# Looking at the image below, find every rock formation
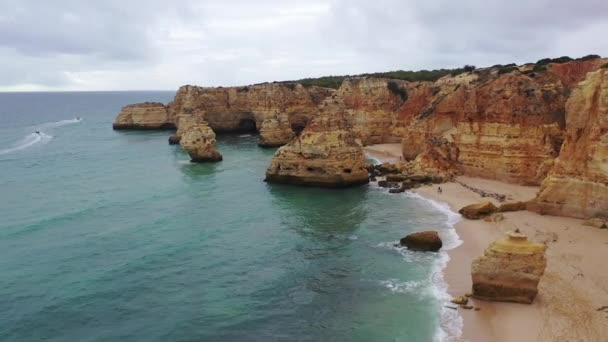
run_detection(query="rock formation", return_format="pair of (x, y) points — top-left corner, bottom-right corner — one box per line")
(169, 114), (201, 145)
(257, 111), (295, 147)
(399, 231), (442, 252)
(113, 102), (173, 130)
(167, 83), (333, 136)
(264, 98), (369, 187)
(471, 231), (547, 304)
(532, 69), (608, 219)
(179, 123), (223, 162)
(459, 201), (498, 220)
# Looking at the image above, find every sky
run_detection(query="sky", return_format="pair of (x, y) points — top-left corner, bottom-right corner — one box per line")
(1, 0), (607, 91)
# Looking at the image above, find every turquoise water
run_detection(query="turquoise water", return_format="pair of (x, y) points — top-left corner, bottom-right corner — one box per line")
(0, 92), (458, 341)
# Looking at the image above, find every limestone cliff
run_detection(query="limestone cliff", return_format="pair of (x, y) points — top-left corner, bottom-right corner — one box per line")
(169, 114), (201, 145)
(264, 97), (369, 187)
(332, 78), (409, 145)
(257, 111), (295, 147)
(532, 69), (608, 218)
(180, 123), (223, 162)
(113, 102), (173, 130)
(399, 60), (608, 185)
(167, 83), (333, 137)
(472, 231), (547, 304)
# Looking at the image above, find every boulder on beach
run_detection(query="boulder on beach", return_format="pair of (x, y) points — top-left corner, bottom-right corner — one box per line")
(498, 201), (527, 213)
(459, 201), (498, 219)
(399, 231), (443, 252)
(471, 231), (547, 304)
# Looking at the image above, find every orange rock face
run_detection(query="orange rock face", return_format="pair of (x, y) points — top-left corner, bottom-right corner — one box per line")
(167, 83), (333, 139)
(532, 69), (608, 218)
(113, 102), (173, 130)
(264, 97), (369, 187)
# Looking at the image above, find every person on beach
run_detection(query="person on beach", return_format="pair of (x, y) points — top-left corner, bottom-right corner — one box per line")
(437, 186), (443, 194)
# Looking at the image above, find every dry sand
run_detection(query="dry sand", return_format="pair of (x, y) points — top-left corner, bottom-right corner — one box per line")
(365, 144), (608, 342)
(417, 178), (608, 342)
(364, 144), (402, 163)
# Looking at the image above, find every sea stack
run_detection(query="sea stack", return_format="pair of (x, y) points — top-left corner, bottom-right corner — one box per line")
(258, 111), (295, 147)
(113, 102), (174, 130)
(180, 122), (223, 162)
(471, 231), (547, 304)
(169, 114), (201, 145)
(264, 99), (369, 187)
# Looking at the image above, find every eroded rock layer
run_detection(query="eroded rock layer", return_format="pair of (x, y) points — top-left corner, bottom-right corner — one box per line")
(264, 98), (369, 187)
(532, 69), (608, 218)
(180, 123), (223, 162)
(113, 102), (173, 130)
(258, 111), (295, 147)
(472, 231), (547, 304)
(168, 83), (333, 136)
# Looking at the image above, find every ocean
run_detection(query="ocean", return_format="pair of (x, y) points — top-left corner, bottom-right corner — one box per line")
(0, 91), (461, 341)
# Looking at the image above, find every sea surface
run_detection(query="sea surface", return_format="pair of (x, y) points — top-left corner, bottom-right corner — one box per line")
(0, 91), (461, 341)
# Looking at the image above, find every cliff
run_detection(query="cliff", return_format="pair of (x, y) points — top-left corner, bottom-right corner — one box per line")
(264, 96), (369, 187)
(399, 59), (607, 186)
(168, 83), (333, 138)
(113, 102), (174, 130)
(532, 69), (608, 218)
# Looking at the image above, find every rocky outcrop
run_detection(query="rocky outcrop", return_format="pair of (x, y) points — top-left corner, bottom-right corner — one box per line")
(113, 102), (173, 130)
(169, 114), (201, 145)
(471, 231), (547, 304)
(333, 78), (409, 145)
(167, 83), (333, 136)
(264, 98), (369, 187)
(258, 111), (295, 147)
(459, 201), (498, 219)
(532, 69), (608, 218)
(399, 231), (442, 252)
(179, 123), (222, 162)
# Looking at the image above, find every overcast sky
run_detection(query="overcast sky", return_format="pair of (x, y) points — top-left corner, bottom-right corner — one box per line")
(1, 0), (607, 91)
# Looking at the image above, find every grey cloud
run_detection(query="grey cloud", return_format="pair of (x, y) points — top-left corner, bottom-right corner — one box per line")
(0, 0), (607, 90)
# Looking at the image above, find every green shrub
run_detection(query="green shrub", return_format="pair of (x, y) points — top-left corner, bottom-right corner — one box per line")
(602, 63), (608, 69)
(579, 54), (601, 61)
(387, 81), (408, 102)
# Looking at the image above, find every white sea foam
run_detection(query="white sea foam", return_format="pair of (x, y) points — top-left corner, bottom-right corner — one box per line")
(0, 132), (53, 156)
(238, 134), (252, 137)
(364, 152), (382, 165)
(374, 186), (464, 341)
(379, 279), (424, 294)
(403, 192), (463, 342)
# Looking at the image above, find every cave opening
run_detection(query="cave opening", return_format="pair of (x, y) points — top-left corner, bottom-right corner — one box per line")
(291, 123), (307, 135)
(238, 119), (257, 133)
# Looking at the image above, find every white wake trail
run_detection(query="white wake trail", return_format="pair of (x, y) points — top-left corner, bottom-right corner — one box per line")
(0, 133), (53, 156)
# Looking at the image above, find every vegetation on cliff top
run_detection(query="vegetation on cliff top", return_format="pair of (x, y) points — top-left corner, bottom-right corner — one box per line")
(278, 54), (602, 89)
(283, 66), (473, 89)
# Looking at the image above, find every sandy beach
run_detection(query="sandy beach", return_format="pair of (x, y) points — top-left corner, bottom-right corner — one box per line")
(366, 144), (608, 342)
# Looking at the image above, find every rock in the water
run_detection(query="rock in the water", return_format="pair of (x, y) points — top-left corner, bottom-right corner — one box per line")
(498, 201), (528, 213)
(169, 114), (201, 145)
(471, 231), (547, 304)
(258, 111), (295, 147)
(264, 100), (369, 187)
(180, 123), (223, 162)
(113, 102), (174, 130)
(459, 201), (498, 219)
(399, 231), (443, 252)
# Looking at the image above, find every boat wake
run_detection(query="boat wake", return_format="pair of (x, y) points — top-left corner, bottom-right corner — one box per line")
(0, 118), (81, 156)
(0, 132), (53, 156)
(36, 118), (82, 129)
